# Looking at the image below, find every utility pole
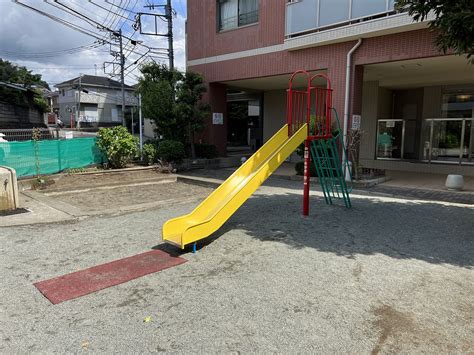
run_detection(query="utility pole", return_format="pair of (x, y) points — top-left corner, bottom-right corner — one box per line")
(118, 28), (126, 127)
(131, 106), (135, 135)
(138, 93), (143, 160)
(141, 1), (174, 70)
(166, 0), (174, 70)
(76, 73), (82, 129)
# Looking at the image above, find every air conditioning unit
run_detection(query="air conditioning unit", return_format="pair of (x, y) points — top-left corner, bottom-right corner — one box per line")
(0, 166), (19, 211)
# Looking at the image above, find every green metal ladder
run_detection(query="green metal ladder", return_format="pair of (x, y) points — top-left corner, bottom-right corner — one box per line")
(309, 109), (352, 208)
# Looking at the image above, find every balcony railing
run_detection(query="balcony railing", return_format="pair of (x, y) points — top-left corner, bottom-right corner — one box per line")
(286, 0), (396, 37)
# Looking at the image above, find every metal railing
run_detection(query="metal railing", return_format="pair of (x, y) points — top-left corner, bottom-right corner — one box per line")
(0, 128), (59, 141)
(423, 117), (474, 165)
(0, 128), (98, 141)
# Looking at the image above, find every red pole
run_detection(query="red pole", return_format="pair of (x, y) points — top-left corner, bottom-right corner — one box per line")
(303, 138), (310, 216)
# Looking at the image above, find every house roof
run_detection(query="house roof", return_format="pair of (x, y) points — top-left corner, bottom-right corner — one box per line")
(55, 75), (134, 90)
(0, 81), (29, 92)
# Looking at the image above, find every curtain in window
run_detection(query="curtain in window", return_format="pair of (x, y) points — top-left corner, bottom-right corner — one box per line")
(239, 0), (258, 14)
(239, 0), (258, 25)
(220, 0), (238, 30)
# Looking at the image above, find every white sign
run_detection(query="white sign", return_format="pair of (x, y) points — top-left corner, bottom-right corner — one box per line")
(386, 120), (396, 128)
(65, 131), (74, 140)
(212, 113), (224, 125)
(351, 115), (361, 130)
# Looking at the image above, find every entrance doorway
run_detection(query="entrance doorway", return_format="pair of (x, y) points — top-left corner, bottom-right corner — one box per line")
(227, 93), (263, 155)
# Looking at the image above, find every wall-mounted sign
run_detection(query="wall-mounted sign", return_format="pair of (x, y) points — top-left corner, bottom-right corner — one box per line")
(351, 114), (361, 130)
(212, 112), (224, 125)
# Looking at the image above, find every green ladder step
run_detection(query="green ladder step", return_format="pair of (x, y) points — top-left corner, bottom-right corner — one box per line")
(310, 138), (352, 208)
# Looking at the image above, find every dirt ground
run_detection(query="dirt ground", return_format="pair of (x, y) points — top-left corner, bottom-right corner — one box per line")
(28, 169), (212, 214)
(41, 168), (172, 192)
(48, 182), (212, 212)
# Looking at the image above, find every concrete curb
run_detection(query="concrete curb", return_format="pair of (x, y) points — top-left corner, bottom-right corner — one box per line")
(177, 175), (222, 188)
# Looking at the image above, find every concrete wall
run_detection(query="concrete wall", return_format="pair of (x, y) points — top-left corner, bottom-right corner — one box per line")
(263, 90), (286, 142)
(360, 81), (379, 162)
(263, 89), (300, 162)
(422, 86), (442, 119)
(0, 101), (42, 128)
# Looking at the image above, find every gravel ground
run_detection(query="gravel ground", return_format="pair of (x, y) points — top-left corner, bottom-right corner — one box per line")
(0, 179), (473, 353)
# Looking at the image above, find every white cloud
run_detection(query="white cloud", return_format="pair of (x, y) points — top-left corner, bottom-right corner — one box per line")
(0, 0), (187, 88)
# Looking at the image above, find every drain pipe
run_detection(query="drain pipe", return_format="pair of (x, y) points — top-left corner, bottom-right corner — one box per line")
(343, 38), (362, 179)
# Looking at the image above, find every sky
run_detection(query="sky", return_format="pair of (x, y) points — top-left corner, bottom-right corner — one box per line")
(0, 0), (187, 89)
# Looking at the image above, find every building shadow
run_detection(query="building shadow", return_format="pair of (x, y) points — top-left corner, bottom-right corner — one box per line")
(203, 190), (474, 268)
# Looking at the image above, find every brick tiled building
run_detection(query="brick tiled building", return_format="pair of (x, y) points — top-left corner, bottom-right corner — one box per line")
(187, 0), (474, 176)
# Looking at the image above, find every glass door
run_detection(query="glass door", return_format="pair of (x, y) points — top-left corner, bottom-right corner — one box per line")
(423, 118), (474, 164)
(377, 119), (405, 159)
(462, 119), (474, 163)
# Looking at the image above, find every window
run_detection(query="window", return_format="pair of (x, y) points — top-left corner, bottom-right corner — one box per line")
(218, 0), (259, 31)
(441, 91), (474, 119)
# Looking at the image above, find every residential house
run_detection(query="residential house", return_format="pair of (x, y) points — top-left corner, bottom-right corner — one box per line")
(187, 0), (474, 177)
(55, 75), (137, 128)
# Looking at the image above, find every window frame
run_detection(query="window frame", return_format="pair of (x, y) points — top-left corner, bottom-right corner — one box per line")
(217, 0), (259, 32)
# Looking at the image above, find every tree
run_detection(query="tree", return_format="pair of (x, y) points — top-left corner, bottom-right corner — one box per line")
(137, 63), (211, 158)
(0, 59), (51, 113)
(0, 58), (49, 89)
(396, 0), (474, 62)
(175, 72), (210, 158)
(137, 63), (183, 141)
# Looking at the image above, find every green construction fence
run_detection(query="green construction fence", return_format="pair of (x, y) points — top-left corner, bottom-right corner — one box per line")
(0, 138), (104, 178)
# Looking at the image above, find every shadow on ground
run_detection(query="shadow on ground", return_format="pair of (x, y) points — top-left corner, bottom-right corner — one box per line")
(205, 191), (474, 269)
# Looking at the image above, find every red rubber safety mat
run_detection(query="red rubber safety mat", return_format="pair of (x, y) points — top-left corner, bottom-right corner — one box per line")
(34, 250), (186, 304)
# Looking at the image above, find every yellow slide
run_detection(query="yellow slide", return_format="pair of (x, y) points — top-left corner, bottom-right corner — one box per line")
(162, 123), (308, 249)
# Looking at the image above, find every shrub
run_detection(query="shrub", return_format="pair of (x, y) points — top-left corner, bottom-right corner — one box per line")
(156, 140), (185, 163)
(195, 143), (218, 159)
(142, 143), (157, 165)
(96, 126), (138, 169)
(295, 161), (318, 177)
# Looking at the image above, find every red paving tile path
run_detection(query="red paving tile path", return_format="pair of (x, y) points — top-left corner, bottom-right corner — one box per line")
(34, 250), (187, 304)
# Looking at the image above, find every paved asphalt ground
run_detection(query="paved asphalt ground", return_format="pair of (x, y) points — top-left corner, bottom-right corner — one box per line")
(0, 179), (473, 353)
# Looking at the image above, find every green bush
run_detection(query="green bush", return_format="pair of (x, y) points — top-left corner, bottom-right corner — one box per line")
(195, 143), (218, 159)
(295, 161), (318, 177)
(142, 143), (157, 165)
(156, 140), (185, 163)
(96, 126), (138, 169)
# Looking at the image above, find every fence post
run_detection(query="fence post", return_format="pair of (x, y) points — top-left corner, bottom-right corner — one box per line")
(57, 139), (62, 173)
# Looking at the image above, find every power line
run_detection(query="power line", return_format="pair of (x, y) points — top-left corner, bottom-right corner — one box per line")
(105, 0), (139, 14)
(0, 43), (106, 59)
(14, 1), (115, 45)
(20, 67), (99, 70)
(88, 0), (134, 24)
